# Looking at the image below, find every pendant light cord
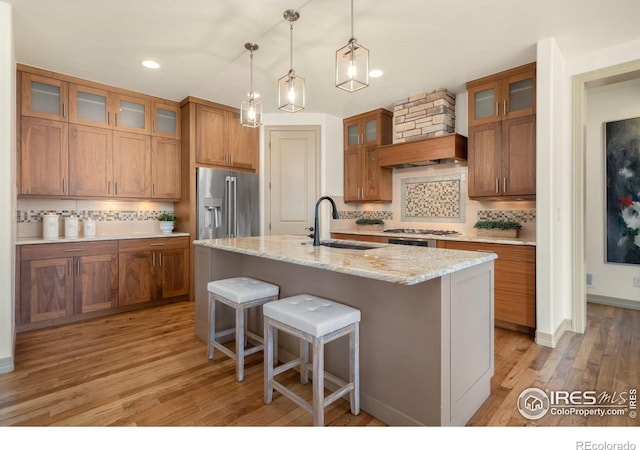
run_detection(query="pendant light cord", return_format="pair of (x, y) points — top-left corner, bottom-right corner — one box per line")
(350, 0), (354, 40)
(249, 48), (254, 97)
(289, 20), (294, 73)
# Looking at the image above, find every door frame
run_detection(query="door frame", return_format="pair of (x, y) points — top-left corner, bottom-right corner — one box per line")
(263, 125), (321, 236)
(572, 59), (640, 334)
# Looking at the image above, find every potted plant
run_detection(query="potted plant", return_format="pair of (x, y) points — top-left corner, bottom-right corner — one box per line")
(157, 212), (177, 235)
(356, 218), (384, 232)
(474, 220), (522, 238)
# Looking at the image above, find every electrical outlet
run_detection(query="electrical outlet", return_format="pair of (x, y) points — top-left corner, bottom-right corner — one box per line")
(634, 277), (640, 288)
(586, 273), (594, 288)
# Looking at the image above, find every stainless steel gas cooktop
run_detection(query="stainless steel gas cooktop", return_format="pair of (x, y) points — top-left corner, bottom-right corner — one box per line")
(383, 228), (460, 236)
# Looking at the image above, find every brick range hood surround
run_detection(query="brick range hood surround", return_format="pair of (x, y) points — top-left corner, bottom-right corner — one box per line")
(378, 88), (467, 168)
(394, 88), (456, 143)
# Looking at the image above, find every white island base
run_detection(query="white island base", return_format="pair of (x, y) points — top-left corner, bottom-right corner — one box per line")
(194, 237), (495, 426)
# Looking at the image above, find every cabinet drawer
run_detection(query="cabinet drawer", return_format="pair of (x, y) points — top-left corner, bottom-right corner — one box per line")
(21, 241), (118, 261)
(442, 240), (535, 262)
(495, 258), (535, 296)
(118, 236), (189, 253)
(495, 290), (535, 328)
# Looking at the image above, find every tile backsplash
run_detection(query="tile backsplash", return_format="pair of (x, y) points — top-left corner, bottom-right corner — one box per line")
(401, 174), (465, 223)
(17, 199), (175, 237)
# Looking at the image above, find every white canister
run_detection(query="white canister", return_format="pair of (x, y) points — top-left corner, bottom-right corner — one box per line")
(65, 216), (79, 238)
(42, 214), (59, 239)
(83, 218), (96, 237)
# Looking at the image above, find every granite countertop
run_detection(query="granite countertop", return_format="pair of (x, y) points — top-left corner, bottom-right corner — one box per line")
(193, 235), (497, 286)
(16, 232), (190, 245)
(331, 229), (536, 246)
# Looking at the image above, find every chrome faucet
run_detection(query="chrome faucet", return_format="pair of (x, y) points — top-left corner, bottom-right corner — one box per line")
(313, 196), (339, 246)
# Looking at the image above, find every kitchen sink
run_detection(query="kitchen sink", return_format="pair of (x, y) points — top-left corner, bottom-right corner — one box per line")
(319, 241), (381, 250)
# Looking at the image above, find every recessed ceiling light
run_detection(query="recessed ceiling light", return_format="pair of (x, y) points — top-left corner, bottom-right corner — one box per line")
(369, 69), (383, 78)
(142, 60), (160, 69)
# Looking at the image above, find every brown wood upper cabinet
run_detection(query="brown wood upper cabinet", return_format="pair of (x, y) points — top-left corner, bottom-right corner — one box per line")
(467, 63), (536, 128)
(195, 103), (258, 171)
(343, 108), (393, 202)
(466, 63), (536, 199)
(21, 73), (68, 121)
(18, 65), (182, 200)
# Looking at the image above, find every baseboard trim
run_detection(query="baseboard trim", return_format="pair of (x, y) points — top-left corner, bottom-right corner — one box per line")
(0, 355), (14, 374)
(535, 318), (572, 348)
(587, 294), (640, 311)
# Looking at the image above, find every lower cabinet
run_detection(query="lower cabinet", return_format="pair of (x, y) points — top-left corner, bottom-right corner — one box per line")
(17, 236), (189, 330)
(439, 240), (536, 332)
(118, 237), (189, 306)
(19, 241), (118, 325)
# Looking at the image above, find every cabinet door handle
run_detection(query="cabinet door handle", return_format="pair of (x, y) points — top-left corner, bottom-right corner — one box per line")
(62, 178), (66, 194)
(149, 243), (165, 246)
(503, 177), (507, 193)
(503, 100), (507, 116)
(159, 252), (163, 267)
(115, 113), (118, 127)
(495, 178), (499, 193)
(63, 248), (84, 252)
(152, 252), (156, 267)
(152, 183), (156, 196)
(152, 119), (156, 132)
(76, 259), (81, 275)
(107, 181), (111, 195)
(107, 112), (110, 126)
(495, 101), (499, 117)
(115, 182), (118, 195)
(62, 103), (66, 118)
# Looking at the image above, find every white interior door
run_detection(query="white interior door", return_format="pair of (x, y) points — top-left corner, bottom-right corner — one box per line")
(266, 127), (319, 236)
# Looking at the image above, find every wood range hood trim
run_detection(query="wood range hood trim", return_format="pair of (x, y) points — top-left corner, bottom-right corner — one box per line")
(377, 133), (467, 168)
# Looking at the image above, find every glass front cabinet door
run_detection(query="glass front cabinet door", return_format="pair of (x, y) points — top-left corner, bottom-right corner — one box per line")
(114, 94), (150, 134)
(69, 84), (113, 128)
(151, 102), (181, 139)
(21, 73), (68, 121)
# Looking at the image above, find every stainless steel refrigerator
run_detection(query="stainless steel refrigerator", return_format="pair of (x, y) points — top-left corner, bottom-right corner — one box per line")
(197, 167), (259, 239)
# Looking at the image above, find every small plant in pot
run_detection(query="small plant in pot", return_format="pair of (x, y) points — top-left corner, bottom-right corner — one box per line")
(474, 220), (522, 238)
(356, 218), (384, 232)
(157, 212), (177, 235)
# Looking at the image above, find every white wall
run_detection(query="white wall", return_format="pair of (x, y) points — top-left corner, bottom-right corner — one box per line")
(586, 78), (640, 304)
(0, 1), (16, 373)
(534, 36), (640, 347)
(532, 38), (572, 347)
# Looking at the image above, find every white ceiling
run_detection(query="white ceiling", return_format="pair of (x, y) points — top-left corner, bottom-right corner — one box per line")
(7, 0), (640, 118)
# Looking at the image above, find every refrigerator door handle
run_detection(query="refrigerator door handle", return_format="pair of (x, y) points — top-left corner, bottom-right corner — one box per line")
(225, 176), (232, 237)
(230, 176), (238, 238)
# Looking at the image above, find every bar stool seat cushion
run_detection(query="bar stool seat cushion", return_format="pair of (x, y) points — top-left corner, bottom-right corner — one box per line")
(207, 277), (279, 304)
(263, 294), (361, 337)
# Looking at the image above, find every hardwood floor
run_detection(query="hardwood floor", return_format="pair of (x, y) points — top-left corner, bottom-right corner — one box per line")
(1, 301), (638, 427)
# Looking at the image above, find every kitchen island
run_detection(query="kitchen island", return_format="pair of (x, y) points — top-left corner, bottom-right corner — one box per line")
(193, 235), (496, 426)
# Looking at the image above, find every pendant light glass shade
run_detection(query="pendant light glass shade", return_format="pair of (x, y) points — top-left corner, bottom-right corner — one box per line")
(336, 38), (369, 92)
(278, 9), (305, 112)
(335, 0), (369, 92)
(241, 43), (262, 128)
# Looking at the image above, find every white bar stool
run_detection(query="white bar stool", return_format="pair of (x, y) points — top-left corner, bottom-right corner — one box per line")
(263, 294), (361, 426)
(208, 277), (279, 382)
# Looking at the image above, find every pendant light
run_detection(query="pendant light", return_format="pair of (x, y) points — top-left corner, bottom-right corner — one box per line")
(335, 0), (369, 92)
(278, 9), (305, 112)
(240, 43), (262, 128)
